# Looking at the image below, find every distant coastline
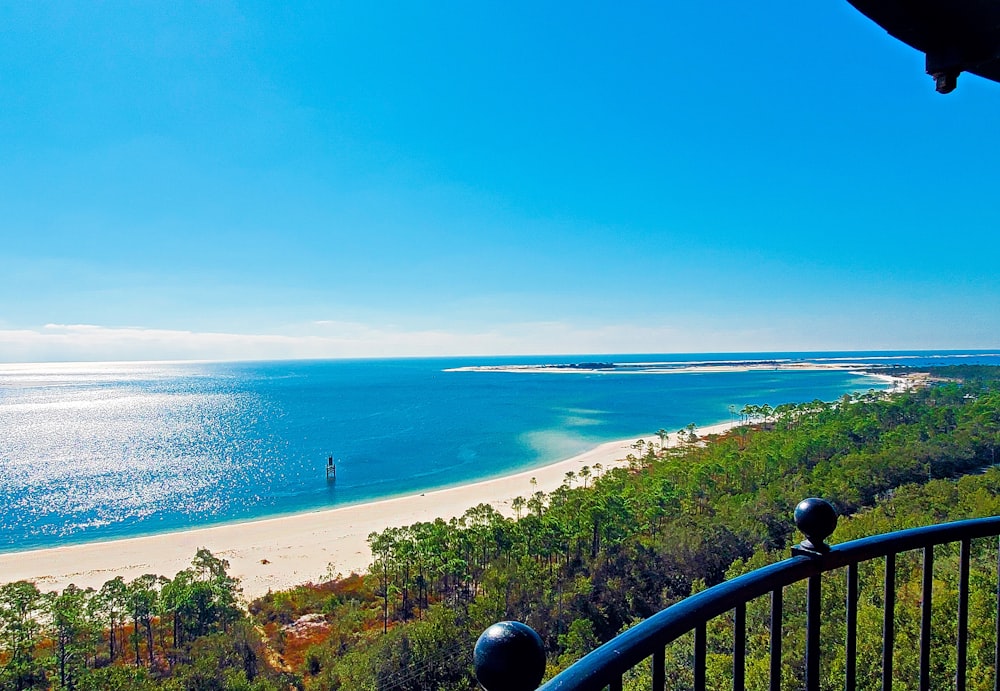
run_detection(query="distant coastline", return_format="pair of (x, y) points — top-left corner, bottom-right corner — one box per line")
(444, 357), (912, 375)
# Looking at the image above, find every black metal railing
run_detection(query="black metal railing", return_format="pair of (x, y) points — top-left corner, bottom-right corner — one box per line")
(473, 498), (1000, 691)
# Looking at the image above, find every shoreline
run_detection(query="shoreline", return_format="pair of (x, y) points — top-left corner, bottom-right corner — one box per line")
(0, 422), (738, 600)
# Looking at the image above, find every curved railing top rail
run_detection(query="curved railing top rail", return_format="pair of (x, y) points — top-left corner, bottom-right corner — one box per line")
(473, 498), (1000, 691)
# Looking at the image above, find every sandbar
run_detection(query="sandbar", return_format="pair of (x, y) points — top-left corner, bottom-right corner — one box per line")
(0, 423), (736, 600)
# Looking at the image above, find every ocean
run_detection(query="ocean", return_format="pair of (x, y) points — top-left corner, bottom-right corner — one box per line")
(1, 350), (997, 552)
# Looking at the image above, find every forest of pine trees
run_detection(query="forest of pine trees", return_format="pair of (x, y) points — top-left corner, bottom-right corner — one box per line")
(2, 365), (1000, 690)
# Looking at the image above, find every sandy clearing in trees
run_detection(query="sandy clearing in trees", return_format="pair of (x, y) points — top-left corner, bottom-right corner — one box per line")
(0, 422), (737, 600)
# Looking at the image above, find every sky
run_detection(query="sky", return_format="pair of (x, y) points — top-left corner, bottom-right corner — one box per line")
(2, 2), (999, 362)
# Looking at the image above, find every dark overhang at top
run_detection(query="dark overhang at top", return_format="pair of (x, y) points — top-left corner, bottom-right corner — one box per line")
(845, 0), (1000, 92)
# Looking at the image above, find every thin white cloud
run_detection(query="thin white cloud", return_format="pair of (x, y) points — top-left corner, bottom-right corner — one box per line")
(0, 321), (778, 363)
(0, 319), (975, 364)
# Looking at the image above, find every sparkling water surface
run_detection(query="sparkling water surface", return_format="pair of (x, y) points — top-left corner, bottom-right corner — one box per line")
(1, 351), (996, 551)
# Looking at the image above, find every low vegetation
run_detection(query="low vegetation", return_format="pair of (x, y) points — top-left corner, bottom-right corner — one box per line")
(2, 366), (999, 690)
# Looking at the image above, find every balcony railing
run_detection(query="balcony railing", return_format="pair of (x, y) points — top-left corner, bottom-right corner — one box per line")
(474, 498), (1000, 691)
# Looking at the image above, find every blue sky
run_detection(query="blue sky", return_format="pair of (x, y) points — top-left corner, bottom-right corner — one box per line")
(2, 2), (998, 362)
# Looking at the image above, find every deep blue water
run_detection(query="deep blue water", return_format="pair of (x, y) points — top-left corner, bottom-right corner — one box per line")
(1, 350), (997, 551)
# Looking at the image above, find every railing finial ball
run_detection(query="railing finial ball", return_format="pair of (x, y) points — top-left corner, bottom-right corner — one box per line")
(474, 621), (546, 691)
(793, 497), (838, 555)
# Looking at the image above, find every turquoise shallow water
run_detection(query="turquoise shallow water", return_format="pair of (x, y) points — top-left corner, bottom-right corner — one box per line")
(1, 351), (996, 551)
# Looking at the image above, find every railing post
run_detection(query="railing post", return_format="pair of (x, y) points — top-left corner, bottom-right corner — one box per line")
(791, 498), (838, 691)
(474, 621), (546, 691)
(791, 497), (838, 557)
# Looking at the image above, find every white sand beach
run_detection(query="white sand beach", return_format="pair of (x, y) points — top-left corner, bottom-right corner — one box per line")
(0, 422), (736, 600)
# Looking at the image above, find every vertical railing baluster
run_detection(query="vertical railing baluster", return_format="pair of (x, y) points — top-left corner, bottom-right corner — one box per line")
(883, 552), (896, 691)
(695, 622), (707, 691)
(734, 602), (746, 691)
(994, 535), (999, 691)
(652, 648), (665, 691)
(919, 546), (933, 691)
(956, 538), (970, 691)
(806, 574), (822, 691)
(770, 588), (783, 691)
(846, 563), (858, 691)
